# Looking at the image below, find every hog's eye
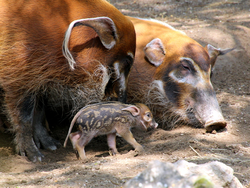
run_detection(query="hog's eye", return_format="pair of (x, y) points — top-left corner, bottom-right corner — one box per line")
(181, 60), (191, 71)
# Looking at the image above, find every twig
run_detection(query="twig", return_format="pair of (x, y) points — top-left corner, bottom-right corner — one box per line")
(189, 145), (201, 157)
(233, 172), (243, 175)
(110, 179), (120, 185)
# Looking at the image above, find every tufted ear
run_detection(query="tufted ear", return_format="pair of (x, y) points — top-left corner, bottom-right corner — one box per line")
(205, 44), (234, 68)
(122, 105), (140, 117)
(63, 17), (118, 70)
(144, 38), (165, 67)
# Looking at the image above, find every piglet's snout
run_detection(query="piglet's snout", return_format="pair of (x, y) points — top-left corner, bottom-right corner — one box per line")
(151, 122), (158, 129)
(147, 121), (158, 131)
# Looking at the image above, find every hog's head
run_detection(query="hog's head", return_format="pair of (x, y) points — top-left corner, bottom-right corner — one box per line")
(63, 16), (136, 103)
(127, 17), (233, 132)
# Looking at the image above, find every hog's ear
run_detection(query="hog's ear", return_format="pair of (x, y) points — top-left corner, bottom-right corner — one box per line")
(144, 38), (165, 67)
(205, 44), (234, 68)
(122, 105), (140, 117)
(63, 17), (117, 70)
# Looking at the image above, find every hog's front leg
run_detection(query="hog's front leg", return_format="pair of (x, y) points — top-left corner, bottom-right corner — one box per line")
(32, 98), (61, 151)
(118, 130), (144, 155)
(107, 133), (119, 155)
(6, 96), (44, 162)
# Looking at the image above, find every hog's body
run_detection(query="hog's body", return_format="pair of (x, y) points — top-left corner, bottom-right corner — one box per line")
(127, 17), (233, 131)
(64, 101), (158, 159)
(0, 0), (136, 162)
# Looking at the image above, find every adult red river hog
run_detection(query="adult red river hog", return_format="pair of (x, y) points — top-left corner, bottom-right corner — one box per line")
(0, 0), (136, 162)
(127, 17), (233, 132)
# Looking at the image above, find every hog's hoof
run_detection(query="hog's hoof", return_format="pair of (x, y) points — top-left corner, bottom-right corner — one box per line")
(34, 125), (61, 151)
(205, 120), (227, 133)
(34, 134), (61, 151)
(28, 152), (44, 163)
(19, 141), (44, 163)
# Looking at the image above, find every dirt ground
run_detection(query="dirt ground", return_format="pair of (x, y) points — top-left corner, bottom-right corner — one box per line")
(1, 0), (250, 187)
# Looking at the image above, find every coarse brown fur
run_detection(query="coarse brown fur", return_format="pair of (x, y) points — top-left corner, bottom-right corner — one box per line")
(0, 0), (136, 161)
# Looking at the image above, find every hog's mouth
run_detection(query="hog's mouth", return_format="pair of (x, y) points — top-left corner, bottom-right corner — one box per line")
(205, 120), (227, 133)
(185, 108), (204, 128)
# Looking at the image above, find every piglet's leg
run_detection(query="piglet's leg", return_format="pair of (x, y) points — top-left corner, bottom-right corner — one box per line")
(70, 131), (96, 160)
(118, 130), (144, 155)
(69, 131), (86, 160)
(107, 133), (119, 155)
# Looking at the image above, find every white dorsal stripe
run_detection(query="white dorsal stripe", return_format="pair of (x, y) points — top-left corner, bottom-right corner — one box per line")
(134, 17), (186, 35)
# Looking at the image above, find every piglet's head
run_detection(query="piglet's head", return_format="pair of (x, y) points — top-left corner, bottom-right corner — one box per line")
(122, 103), (158, 131)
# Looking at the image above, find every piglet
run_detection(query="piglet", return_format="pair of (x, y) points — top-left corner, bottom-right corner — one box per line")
(64, 101), (158, 159)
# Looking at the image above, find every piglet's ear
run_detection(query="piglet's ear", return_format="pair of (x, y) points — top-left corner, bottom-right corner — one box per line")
(205, 44), (234, 68)
(63, 17), (117, 70)
(122, 105), (140, 117)
(144, 38), (165, 67)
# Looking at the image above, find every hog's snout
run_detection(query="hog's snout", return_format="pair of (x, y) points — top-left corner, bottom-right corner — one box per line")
(205, 120), (227, 133)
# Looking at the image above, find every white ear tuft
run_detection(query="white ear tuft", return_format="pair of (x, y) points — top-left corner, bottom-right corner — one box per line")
(205, 44), (234, 68)
(62, 17), (118, 70)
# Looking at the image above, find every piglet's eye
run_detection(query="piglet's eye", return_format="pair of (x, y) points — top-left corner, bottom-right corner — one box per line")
(146, 112), (151, 118)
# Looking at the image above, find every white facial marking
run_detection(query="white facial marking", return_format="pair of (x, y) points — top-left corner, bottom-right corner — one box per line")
(113, 62), (126, 92)
(140, 120), (148, 130)
(113, 62), (120, 77)
(169, 57), (211, 88)
(127, 52), (134, 59)
(152, 80), (165, 95)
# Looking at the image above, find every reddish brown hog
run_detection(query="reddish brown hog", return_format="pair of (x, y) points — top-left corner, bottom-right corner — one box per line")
(64, 101), (158, 160)
(0, 0), (136, 162)
(127, 17), (233, 132)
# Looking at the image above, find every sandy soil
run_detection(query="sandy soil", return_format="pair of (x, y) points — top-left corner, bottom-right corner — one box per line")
(0, 0), (250, 187)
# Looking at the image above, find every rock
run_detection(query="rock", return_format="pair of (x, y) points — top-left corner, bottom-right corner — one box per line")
(124, 160), (243, 188)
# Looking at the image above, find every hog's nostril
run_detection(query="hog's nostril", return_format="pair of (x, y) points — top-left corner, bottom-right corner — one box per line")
(205, 120), (227, 133)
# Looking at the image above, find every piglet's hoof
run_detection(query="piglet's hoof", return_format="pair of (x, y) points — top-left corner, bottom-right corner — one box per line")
(109, 149), (120, 156)
(133, 147), (145, 157)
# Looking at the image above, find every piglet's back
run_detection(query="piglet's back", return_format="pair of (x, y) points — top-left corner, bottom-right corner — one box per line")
(64, 101), (134, 147)
(75, 102), (133, 128)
